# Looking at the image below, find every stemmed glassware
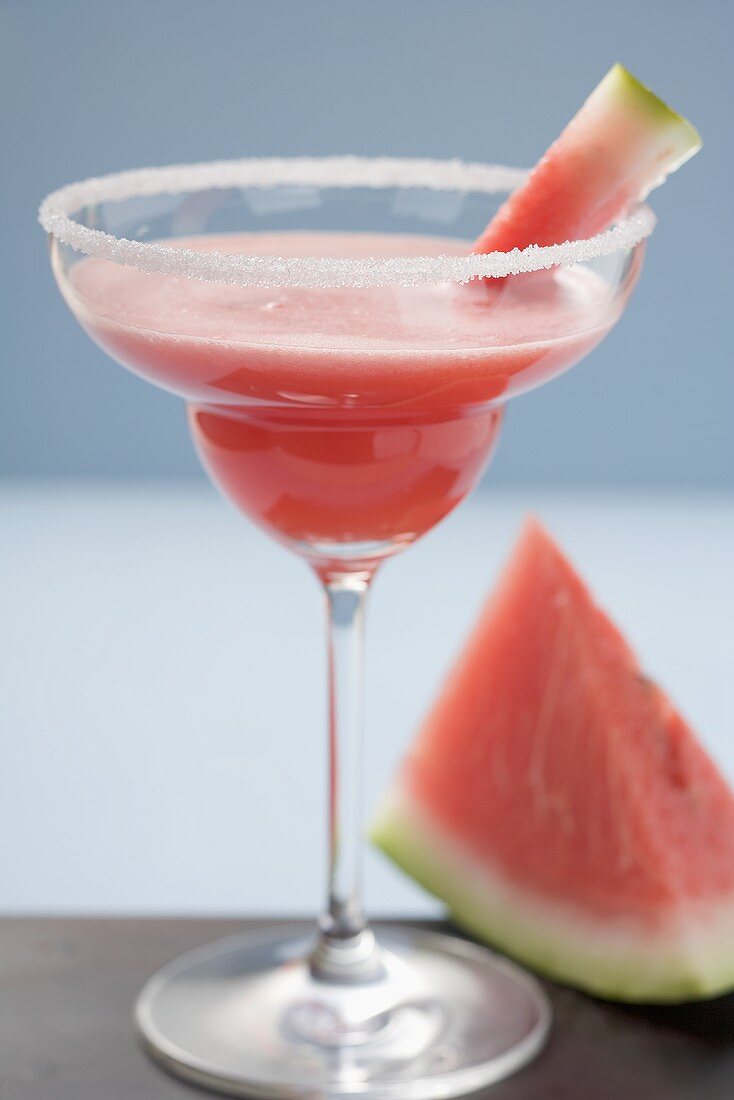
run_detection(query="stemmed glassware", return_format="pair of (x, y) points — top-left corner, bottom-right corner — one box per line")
(40, 157), (651, 1098)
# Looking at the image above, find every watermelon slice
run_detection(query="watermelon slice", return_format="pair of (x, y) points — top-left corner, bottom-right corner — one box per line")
(371, 519), (734, 1002)
(474, 64), (701, 254)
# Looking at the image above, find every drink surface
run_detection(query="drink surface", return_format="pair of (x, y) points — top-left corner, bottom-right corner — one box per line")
(63, 232), (620, 558)
(66, 231), (617, 409)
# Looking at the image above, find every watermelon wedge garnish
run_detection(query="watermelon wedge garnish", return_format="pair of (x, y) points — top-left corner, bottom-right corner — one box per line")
(372, 519), (734, 1002)
(474, 64), (701, 254)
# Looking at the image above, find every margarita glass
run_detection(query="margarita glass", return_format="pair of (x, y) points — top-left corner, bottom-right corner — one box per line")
(40, 157), (652, 1099)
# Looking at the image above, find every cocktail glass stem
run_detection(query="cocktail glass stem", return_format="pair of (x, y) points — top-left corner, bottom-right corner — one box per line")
(309, 569), (383, 984)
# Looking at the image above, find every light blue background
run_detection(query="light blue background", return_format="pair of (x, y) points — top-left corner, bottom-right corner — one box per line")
(2, 0), (732, 486)
(3, 485), (732, 914)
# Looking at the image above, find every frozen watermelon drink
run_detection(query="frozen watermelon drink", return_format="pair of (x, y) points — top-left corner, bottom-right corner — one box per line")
(40, 64), (700, 1099)
(64, 231), (619, 556)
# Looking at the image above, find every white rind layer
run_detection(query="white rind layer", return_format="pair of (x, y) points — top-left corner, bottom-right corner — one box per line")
(592, 65), (702, 196)
(371, 785), (734, 1003)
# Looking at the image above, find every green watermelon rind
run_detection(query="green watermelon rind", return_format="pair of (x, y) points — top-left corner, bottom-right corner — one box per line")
(371, 789), (734, 1004)
(602, 64), (702, 174)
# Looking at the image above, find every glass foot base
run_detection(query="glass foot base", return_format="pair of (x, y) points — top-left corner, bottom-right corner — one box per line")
(135, 923), (551, 1099)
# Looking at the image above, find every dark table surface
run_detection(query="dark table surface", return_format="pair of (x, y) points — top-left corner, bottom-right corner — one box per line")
(2, 918), (733, 1099)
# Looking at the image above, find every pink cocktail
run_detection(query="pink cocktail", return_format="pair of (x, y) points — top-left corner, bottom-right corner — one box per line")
(63, 229), (631, 568)
(41, 157), (651, 1098)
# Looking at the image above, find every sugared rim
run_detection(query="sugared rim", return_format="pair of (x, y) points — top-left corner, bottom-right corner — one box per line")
(38, 155), (655, 288)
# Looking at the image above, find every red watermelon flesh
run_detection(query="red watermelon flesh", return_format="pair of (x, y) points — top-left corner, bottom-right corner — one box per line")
(474, 64), (701, 254)
(372, 519), (734, 1002)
